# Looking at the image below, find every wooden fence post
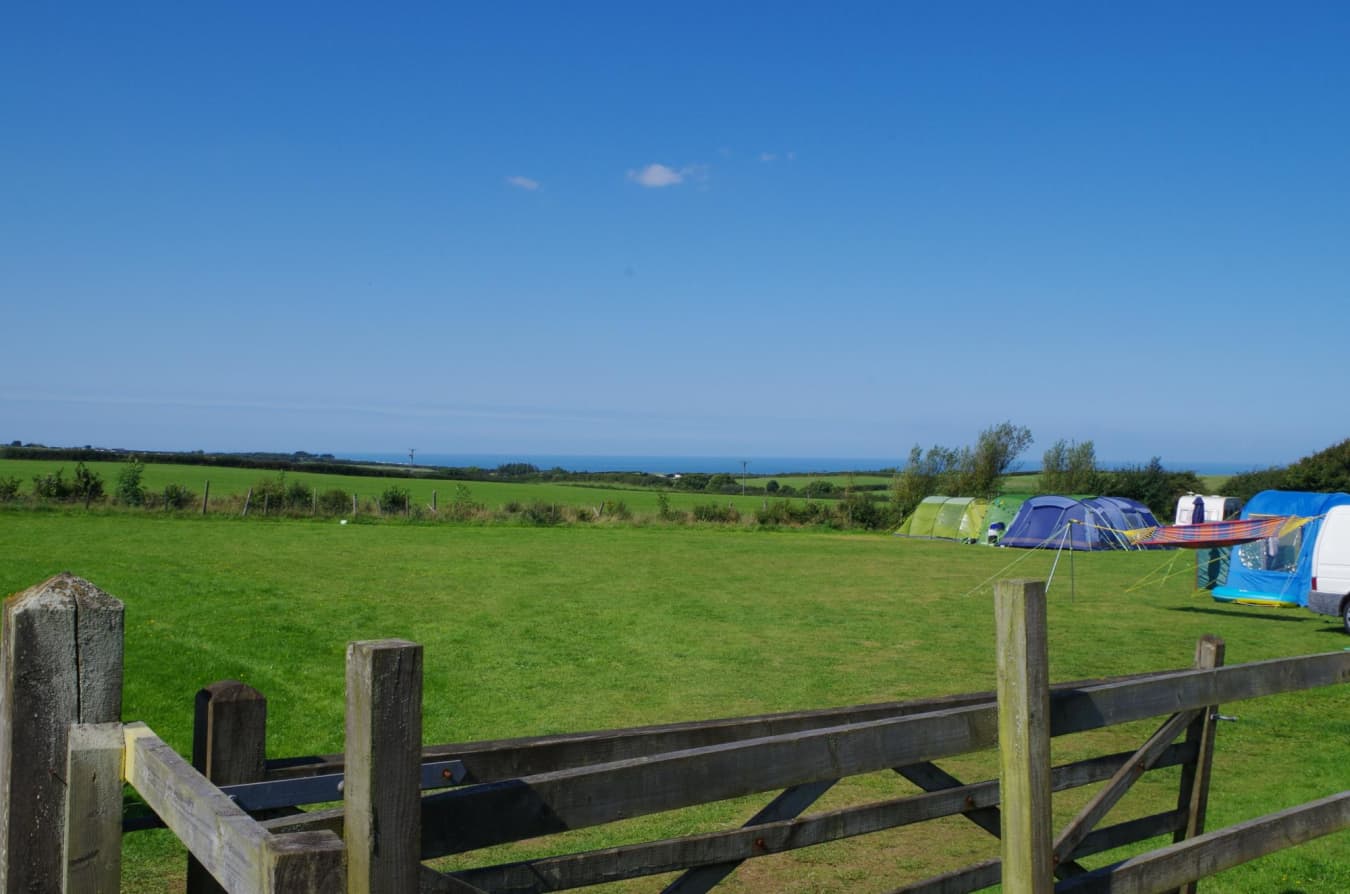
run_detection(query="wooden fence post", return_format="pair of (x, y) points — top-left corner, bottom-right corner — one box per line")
(994, 579), (1053, 894)
(1171, 634), (1225, 894)
(202, 480), (210, 514)
(345, 639), (423, 894)
(0, 574), (124, 894)
(187, 681), (268, 894)
(63, 723), (123, 893)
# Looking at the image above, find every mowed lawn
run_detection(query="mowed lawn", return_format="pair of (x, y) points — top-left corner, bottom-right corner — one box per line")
(2, 512), (1346, 891)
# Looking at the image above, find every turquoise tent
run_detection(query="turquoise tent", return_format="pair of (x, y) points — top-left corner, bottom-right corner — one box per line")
(1211, 490), (1350, 606)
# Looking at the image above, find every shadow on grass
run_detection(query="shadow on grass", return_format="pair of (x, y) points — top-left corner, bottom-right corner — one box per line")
(1164, 605), (1311, 624)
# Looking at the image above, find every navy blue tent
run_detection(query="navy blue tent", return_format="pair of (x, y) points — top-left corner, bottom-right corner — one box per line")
(999, 495), (1160, 550)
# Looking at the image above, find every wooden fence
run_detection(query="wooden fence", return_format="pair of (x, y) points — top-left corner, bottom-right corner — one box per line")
(1, 573), (1347, 893)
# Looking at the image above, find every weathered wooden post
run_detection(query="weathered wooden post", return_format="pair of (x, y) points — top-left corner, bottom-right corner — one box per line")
(994, 579), (1053, 894)
(187, 681), (269, 894)
(0, 574), (124, 893)
(202, 480), (210, 514)
(63, 723), (123, 892)
(1171, 634), (1226, 894)
(345, 639), (423, 893)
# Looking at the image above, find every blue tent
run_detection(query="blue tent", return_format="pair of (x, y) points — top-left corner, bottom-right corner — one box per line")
(1211, 490), (1350, 607)
(999, 495), (1159, 550)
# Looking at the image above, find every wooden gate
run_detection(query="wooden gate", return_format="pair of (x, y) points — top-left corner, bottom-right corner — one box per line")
(1, 573), (1346, 893)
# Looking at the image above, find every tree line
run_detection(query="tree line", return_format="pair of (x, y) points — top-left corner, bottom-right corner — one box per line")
(889, 423), (1208, 520)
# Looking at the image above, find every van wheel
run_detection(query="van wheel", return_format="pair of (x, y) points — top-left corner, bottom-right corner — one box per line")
(1343, 599), (1350, 635)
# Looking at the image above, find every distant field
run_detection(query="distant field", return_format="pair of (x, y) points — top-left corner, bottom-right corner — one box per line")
(1, 513), (1344, 891)
(739, 474), (893, 489)
(0, 458), (794, 514)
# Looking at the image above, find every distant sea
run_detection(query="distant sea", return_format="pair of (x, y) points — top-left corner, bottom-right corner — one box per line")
(340, 452), (1261, 477)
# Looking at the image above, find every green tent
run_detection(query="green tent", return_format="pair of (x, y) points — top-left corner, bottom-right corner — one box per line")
(897, 496), (946, 537)
(982, 495), (1029, 545)
(898, 496), (991, 543)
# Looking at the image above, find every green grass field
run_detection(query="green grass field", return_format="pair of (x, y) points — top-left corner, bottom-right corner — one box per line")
(738, 474), (894, 489)
(0, 458), (791, 516)
(2, 507), (1345, 892)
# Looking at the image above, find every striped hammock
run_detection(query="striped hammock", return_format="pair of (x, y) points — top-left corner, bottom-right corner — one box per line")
(1126, 515), (1310, 549)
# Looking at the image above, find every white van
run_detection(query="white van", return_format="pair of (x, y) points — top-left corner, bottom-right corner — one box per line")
(1308, 504), (1350, 633)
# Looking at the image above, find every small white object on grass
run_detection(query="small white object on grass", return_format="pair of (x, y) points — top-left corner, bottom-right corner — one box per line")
(340, 519), (348, 525)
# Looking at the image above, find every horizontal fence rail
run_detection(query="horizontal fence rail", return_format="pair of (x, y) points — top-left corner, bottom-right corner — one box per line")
(447, 745), (1196, 893)
(260, 650), (1350, 857)
(1055, 792), (1350, 894)
(123, 723), (345, 892)
(263, 672), (1177, 784)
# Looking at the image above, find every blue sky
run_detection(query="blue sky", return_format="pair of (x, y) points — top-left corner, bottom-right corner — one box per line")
(3, 2), (1348, 468)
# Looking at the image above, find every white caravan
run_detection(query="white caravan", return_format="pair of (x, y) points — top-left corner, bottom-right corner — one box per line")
(1174, 494), (1242, 525)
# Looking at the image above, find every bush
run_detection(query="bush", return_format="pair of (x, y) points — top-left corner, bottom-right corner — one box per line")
(285, 480), (314, 511)
(522, 501), (563, 525)
(72, 462), (104, 506)
(1099, 458), (1204, 519)
(447, 484), (483, 520)
(803, 480), (837, 498)
(754, 500), (795, 526)
(378, 486), (411, 515)
(317, 488), (351, 515)
(754, 500), (834, 527)
(838, 493), (885, 529)
(692, 503), (740, 523)
(161, 483), (195, 510)
(705, 473), (738, 493)
(250, 473), (289, 514)
(32, 468), (73, 501)
(116, 459), (146, 506)
(600, 499), (631, 520)
(1224, 467), (1287, 504)
(0, 476), (20, 502)
(674, 473), (711, 490)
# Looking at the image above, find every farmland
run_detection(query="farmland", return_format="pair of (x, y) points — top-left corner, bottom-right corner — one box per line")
(2, 507), (1346, 891)
(0, 457), (791, 517)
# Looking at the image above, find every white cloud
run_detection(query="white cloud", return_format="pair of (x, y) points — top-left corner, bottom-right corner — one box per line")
(628, 163), (684, 188)
(506, 175), (540, 191)
(759, 152), (777, 162)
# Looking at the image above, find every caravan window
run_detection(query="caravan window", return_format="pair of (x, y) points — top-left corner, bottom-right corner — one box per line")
(1235, 524), (1303, 573)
